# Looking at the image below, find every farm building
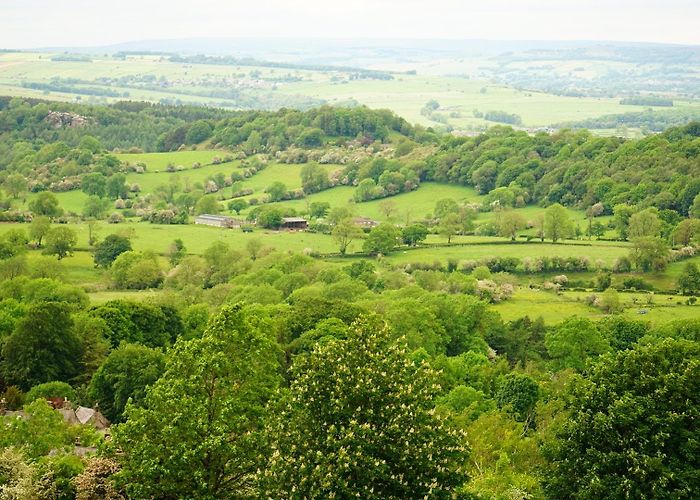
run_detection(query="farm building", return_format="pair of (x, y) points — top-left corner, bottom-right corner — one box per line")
(281, 217), (308, 230)
(353, 217), (380, 229)
(195, 214), (241, 228)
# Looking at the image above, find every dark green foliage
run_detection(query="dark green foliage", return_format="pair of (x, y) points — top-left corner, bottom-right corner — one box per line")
(598, 316), (650, 351)
(184, 120), (213, 144)
(1, 302), (81, 390)
(93, 234), (132, 268)
(426, 123), (700, 213)
(90, 300), (174, 348)
(544, 339), (700, 499)
(88, 343), (166, 423)
(678, 262), (700, 295)
(402, 223), (428, 246)
(81, 172), (107, 198)
(105, 173), (128, 200)
(486, 316), (547, 365)
(496, 373), (539, 424)
(256, 206), (283, 229)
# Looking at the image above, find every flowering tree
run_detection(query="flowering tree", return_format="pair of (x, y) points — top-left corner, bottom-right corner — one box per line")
(260, 315), (468, 497)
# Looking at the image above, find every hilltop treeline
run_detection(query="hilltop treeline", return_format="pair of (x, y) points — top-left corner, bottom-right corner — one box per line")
(169, 54), (395, 80)
(0, 98), (424, 154)
(558, 107), (700, 132)
(1, 97), (699, 215)
(427, 123), (700, 214)
(0, 97), (231, 152)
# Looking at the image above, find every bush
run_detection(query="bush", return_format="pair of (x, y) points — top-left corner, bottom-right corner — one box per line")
(621, 277), (654, 291)
(111, 251), (163, 289)
(25, 381), (77, 404)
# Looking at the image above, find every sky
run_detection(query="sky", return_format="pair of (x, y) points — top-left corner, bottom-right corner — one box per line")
(1, 0), (699, 48)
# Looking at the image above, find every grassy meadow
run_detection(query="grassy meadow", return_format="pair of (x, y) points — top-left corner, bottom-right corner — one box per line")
(493, 289), (698, 325)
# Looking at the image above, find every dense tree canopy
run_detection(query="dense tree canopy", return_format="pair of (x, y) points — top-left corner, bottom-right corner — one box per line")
(113, 304), (280, 498)
(544, 339), (700, 498)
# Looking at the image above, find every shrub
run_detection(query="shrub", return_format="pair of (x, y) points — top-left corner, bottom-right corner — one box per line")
(25, 381), (77, 404)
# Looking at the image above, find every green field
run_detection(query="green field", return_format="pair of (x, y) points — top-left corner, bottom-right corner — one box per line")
(493, 289), (699, 325)
(5, 51), (699, 131)
(383, 241), (629, 266)
(115, 151), (227, 171)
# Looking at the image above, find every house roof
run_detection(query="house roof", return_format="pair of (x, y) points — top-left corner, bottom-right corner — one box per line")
(281, 217), (308, 223)
(196, 214), (233, 221)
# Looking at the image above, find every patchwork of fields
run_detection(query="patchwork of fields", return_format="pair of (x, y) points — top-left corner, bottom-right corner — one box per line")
(5, 51), (699, 132)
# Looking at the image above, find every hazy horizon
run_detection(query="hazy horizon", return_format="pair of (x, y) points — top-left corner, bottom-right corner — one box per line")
(2, 0), (699, 49)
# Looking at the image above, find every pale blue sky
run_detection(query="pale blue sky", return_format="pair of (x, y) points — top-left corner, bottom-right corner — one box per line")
(2, 0), (698, 48)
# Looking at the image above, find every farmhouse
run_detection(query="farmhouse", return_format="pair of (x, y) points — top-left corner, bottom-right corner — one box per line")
(195, 214), (241, 228)
(280, 217), (308, 230)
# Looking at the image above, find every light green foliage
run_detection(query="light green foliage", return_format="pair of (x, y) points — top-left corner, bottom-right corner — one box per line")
(300, 163), (329, 194)
(4, 173), (28, 199)
(678, 262), (700, 295)
(28, 216), (51, 247)
(497, 210), (526, 241)
(264, 181), (287, 202)
(438, 212), (462, 243)
(110, 251), (162, 289)
(0, 399), (72, 459)
(629, 236), (669, 271)
(260, 316), (468, 497)
(331, 218), (364, 254)
(363, 223), (400, 255)
(628, 207), (662, 238)
(673, 218), (700, 246)
(194, 194), (220, 215)
(43, 226), (77, 260)
(24, 381), (76, 404)
(0, 447), (39, 498)
(113, 304), (280, 498)
(463, 411), (544, 499)
(545, 316), (610, 371)
(28, 192), (63, 218)
(544, 203), (573, 243)
(82, 195), (110, 219)
(598, 287), (623, 313)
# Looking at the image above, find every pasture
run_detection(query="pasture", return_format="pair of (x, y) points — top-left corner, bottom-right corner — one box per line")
(493, 289), (698, 325)
(5, 51), (699, 131)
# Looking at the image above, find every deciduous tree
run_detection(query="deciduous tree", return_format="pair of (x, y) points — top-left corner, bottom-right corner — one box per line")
(113, 305), (280, 498)
(260, 316), (468, 497)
